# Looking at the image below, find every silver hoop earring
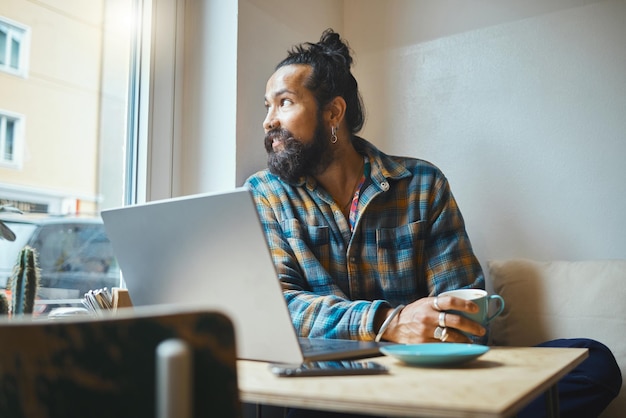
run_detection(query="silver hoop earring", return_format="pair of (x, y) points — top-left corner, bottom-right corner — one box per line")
(330, 126), (338, 144)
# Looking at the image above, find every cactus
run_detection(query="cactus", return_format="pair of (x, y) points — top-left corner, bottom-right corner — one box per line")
(8, 246), (40, 316)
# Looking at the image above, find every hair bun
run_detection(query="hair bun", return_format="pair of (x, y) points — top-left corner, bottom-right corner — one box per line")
(316, 28), (353, 69)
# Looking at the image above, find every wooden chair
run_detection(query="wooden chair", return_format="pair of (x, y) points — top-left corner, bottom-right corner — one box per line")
(0, 306), (241, 418)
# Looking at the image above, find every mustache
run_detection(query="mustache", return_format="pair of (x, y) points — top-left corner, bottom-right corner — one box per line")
(264, 128), (293, 152)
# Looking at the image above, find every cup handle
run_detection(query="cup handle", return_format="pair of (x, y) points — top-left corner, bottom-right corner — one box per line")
(485, 295), (505, 323)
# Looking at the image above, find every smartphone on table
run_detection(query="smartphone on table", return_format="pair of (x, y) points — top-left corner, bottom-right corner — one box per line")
(269, 360), (389, 377)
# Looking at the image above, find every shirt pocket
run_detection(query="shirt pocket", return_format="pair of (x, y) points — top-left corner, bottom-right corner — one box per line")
(376, 220), (427, 295)
(280, 218), (331, 271)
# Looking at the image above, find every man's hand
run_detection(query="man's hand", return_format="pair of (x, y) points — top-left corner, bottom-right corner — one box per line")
(379, 295), (486, 343)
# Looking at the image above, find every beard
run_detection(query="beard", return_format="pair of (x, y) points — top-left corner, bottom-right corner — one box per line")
(264, 113), (333, 183)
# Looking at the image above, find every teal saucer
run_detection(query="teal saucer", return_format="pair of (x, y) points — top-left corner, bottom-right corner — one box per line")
(380, 343), (489, 367)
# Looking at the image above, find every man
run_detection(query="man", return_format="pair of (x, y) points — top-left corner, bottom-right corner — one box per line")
(245, 29), (620, 418)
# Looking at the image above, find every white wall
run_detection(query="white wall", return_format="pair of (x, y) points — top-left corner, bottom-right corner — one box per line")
(180, 0), (238, 195)
(180, 0), (626, 263)
(344, 0), (626, 264)
(236, 0), (344, 186)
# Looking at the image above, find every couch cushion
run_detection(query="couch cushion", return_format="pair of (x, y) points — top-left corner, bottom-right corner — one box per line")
(488, 259), (626, 418)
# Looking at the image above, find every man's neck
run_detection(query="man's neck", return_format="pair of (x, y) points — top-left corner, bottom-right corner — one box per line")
(315, 145), (364, 211)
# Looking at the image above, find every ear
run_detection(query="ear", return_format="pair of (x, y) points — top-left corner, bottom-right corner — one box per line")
(324, 96), (347, 127)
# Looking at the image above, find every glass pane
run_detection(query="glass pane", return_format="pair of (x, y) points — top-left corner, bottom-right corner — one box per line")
(4, 119), (13, 160)
(9, 37), (19, 69)
(0, 1), (138, 317)
(0, 29), (6, 65)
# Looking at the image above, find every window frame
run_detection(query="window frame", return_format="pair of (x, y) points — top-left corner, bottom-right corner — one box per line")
(128, 0), (185, 205)
(0, 109), (25, 170)
(0, 16), (30, 78)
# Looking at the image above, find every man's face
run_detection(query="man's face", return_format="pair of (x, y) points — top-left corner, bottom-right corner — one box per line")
(263, 64), (332, 182)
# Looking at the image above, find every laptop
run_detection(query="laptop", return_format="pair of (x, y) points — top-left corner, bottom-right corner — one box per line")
(101, 187), (386, 364)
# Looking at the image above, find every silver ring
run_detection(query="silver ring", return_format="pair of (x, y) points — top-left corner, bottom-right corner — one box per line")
(438, 311), (446, 328)
(432, 296), (441, 311)
(441, 327), (450, 342)
(434, 326), (444, 340)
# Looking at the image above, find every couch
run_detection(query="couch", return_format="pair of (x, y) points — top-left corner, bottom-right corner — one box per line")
(488, 258), (626, 418)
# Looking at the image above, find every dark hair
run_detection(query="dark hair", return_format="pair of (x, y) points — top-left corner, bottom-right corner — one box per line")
(276, 29), (365, 134)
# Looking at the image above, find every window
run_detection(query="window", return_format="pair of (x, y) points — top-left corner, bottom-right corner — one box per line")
(0, 1), (143, 315)
(0, 17), (29, 77)
(0, 111), (23, 169)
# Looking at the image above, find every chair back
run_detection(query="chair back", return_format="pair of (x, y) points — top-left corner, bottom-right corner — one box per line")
(0, 306), (240, 418)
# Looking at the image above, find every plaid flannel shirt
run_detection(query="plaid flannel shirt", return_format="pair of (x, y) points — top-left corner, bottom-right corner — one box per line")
(244, 137), (484, 341)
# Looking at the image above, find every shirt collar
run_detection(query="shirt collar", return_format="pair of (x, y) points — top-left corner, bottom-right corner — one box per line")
(290, 136), (413, 190)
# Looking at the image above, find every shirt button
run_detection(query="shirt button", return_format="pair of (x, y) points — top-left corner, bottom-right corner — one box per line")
(349, 256), (356, 263)
(380, 181), (389, 191)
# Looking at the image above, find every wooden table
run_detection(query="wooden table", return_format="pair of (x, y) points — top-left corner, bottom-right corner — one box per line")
(238, 346), (588, 417)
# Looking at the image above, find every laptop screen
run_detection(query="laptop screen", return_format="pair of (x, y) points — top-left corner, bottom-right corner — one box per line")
(101, 188), (304, 363)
